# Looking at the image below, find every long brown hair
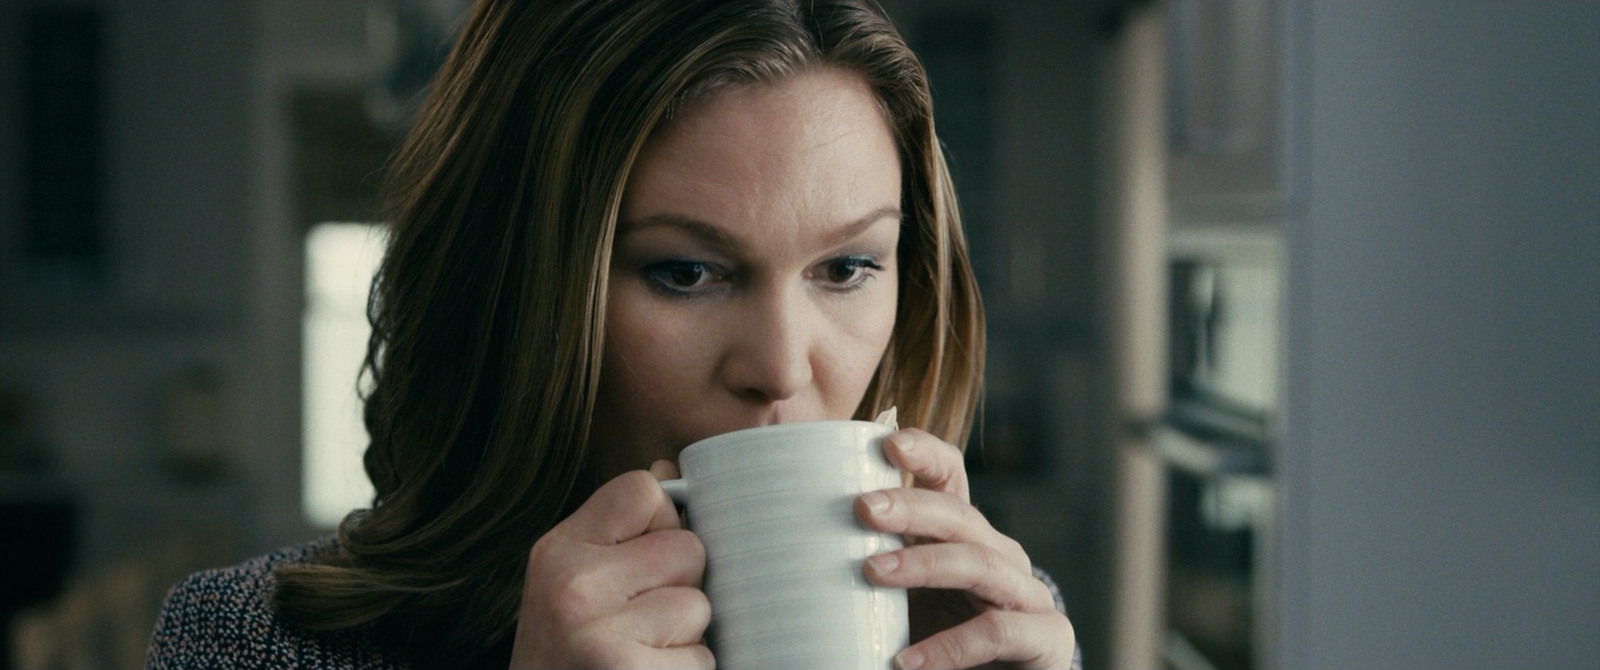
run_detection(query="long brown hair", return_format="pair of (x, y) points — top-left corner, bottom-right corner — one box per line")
(273, 0), (984, 664)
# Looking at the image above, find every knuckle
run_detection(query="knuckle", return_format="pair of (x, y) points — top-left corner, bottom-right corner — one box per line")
(977, 610), (1016, 650)
(900, 545), (932, 573)
(894, 430), (947, 469)
(998, 532), (1024, 556)
(525, 542), (602, 623)
(893, 546), (931, 581)
(1058, 611), (1077, 643)
(907, 428), (956, 456)
(925, 631), (969, 667)
(958, 500), (988, 527)
(646, 528), (706, 575)
(550, 570), (606, 625)
(529, 525), (581, 567)
(1026, 574), (1055, 609)
(1005, 540), (1030, 569)
(885, 491), (921, 525)
(976, 543), (1007, 574)
(527, 534), (558, 571)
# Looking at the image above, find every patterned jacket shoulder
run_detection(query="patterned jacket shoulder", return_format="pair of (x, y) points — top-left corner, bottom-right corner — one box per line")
(145, 537), (406, 670)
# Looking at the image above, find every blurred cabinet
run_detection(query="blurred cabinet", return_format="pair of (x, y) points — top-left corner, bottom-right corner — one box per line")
(1160, 1), (1284, 668)
(1167, 0), (1285, 225)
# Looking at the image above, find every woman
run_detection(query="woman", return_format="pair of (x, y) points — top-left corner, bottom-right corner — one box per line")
(148, 0), (1078, 668)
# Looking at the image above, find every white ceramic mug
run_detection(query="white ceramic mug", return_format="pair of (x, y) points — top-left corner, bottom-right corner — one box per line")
(660, 420), (909, 670)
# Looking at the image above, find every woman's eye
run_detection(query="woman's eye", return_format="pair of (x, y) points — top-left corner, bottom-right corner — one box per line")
(821, 256), (883, 290)
(667, 264), (707, 287)
(642, 261), (723, 296)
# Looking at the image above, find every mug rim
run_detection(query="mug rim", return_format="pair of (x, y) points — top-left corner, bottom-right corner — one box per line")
(678, 419), (889, 461)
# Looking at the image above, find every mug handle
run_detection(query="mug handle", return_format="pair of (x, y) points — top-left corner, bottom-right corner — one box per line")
(660, 478), (688, 505)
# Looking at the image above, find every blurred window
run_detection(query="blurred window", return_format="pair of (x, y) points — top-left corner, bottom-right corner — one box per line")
(302, 222), (386, 528)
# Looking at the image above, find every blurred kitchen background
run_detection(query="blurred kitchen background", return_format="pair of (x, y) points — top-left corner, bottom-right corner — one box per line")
(0, 0), (1595, 667)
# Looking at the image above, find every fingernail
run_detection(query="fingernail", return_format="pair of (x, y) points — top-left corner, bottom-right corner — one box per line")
(894, 648), (924, 670)
(862, 490), (890, 515)
(867, 552), (899, 575)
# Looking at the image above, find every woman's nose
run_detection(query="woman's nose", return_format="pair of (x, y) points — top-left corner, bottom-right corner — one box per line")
(720, 288), (815, 403)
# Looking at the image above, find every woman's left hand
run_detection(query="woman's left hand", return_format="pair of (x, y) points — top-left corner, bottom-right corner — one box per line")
(854, 428), (1077, 670)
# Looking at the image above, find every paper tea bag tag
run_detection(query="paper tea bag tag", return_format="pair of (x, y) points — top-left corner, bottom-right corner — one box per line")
(873, 406), (898, 431)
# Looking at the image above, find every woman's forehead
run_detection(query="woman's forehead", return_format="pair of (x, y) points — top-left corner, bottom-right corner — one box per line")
(619, 68), (902, 252)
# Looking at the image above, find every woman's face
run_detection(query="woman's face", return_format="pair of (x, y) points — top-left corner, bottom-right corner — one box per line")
(588, 67), (902, 481)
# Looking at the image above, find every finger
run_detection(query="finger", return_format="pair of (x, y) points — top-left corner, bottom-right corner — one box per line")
(882, 429), (969, 500)
(855, 488), (1028, 568)
(561, 470), (682, 544)
(572, 638), (715, 670)
(863, 543), (1055, 613)
(611, 585), (712, 648)
(637, 644), (715, 670)
(536, 527), (704, 626)
(610, 528), (706, 594)
(894, 609), (1076, 670)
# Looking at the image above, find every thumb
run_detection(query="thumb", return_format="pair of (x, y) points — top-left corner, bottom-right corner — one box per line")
(648, 459), (681, 481)
(562, 470), (680, 544)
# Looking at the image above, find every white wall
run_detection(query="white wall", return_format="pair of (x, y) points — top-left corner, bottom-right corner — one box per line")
(1277, 1), (1600, 667)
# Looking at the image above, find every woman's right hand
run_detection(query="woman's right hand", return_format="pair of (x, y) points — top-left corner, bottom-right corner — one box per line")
(509, 462), (712, 669)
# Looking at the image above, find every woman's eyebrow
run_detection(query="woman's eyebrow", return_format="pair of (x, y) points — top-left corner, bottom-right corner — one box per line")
(618, 206), (901, 249)
(824, 205), (902, 247)
(618, 214), (738, 249)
